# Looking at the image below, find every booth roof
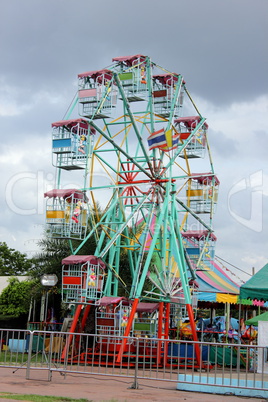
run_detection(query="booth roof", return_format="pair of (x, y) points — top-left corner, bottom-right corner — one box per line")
(245, 311), (268, 326)
(51, 118), (88, 128)
(62, 255), (105, 269)
(44, 189), (85, 200)
(112, 54), (147, 65)
(77, 69), (113, 79)
(97, 296), (126, 306)
(153, 74), (179, 84)
(182, 230), (217, 241)
(240, 263), (268, 301)
(174, 116), (209, 129)
(96, 297), (159, 312)
(190, 173), (220, 185)
(136, 302), (159, 313)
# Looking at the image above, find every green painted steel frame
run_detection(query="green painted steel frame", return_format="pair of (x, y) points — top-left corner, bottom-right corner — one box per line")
(53, 56), (216, 309)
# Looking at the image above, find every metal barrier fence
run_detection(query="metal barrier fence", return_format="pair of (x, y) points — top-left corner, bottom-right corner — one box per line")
(0, 328), (268, 395)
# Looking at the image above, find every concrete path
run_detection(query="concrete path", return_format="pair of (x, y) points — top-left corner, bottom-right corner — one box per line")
(0, 368), (266, 402)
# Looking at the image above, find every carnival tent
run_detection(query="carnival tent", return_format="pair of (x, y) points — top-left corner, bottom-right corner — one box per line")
(245, 311), (268, 326)
(240, 263), (268, 302)
(195, 258), (240, 303)
(196, 260), (268, 307)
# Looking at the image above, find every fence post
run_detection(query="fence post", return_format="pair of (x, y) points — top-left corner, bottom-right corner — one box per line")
(26, 331), (34, 380)
(45, 332), (54, 381)
(129, 337), (139, 389)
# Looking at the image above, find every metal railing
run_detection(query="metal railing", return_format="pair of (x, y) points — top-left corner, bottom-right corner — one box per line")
(0, 328), (268, 394)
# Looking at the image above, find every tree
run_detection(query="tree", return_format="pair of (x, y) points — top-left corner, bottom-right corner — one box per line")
(29, 238), (70, 280)
(28, 234), (99, 320)
(0, 277), (37, 317)
(0, 242), (32, 275)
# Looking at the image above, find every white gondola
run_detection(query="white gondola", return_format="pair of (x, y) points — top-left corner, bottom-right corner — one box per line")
(186, 174), (220, 214)
(182, 230), (217, 264)
(152, 74), (183, 117)
(52, 119), (95, 170)
(113, 54), (149, 102)
(95, 297), (132, 350)
(78, 69), (117, 119)
(62, 255), (106, 303)
(44, 189), (88, 240)
(175, 116), (208, 158)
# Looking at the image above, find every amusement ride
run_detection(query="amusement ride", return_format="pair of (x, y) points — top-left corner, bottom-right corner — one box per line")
(44, 55), (219, 365)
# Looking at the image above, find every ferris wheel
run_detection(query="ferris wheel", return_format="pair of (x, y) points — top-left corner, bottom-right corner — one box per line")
(44, 55), (219, 348)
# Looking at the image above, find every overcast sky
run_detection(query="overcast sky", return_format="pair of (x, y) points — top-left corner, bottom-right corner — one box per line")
(1, 0), (267, 283)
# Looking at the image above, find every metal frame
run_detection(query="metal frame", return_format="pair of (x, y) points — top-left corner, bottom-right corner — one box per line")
(44, 56), (221, 364)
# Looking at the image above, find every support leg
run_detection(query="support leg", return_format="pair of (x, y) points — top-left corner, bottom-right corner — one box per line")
(61, 304), (83, 360)
(116, 298), (139, 363)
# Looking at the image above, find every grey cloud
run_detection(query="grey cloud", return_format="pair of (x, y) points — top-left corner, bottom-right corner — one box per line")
(209, 130), (239, 158)
(1, 0), (267, 105)
(0, 0), (267, 277)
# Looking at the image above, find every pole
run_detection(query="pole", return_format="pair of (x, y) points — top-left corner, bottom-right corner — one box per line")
(157, 302), (164, 365)
(129, 337), (139, 389)
(116, 298), (139, 363)
(163, 303), (170, 368)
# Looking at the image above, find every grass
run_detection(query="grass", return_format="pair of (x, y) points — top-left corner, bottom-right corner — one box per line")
(0, 395), (122, 402)
(0, 351), (29, 364)
(0, 351), (45, 365)
(0, 394), (89, 402)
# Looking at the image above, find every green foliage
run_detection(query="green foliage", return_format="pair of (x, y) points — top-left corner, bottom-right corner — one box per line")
(0, 277), (37, 317)
(0, 242), (32, 275)
(29, 238), (70, 282)
(29, 234), (98, 283)
(28, 232), (99, 319)
(116, 248), (133, 297)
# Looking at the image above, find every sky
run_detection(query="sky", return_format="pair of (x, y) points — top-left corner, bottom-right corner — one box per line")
(0, 0), (267, 284)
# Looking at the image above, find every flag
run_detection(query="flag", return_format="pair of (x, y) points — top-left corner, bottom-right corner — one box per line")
(165, 128), (173, 148)
(147, 128), (166, 150)
(160, 129), (180, 152)
(147, 128), (179, 152)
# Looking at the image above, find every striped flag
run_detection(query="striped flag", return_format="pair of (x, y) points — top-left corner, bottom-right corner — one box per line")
(148, 128), (179, 152)
(160, 129), (180, 152)
(147, 128), (166, 150)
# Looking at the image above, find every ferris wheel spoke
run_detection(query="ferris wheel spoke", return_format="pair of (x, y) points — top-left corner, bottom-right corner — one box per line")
(113, 74), (155, 176)
(89, 120), (153, 181)
(98, 188), (155, 260)
(164, 118), (207, 173)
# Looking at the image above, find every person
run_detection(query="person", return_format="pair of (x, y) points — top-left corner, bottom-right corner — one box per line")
(196, 314), (205, 331)
(48, 316), (57, 331)
(78, 134), (87, 154)
(196, 314), (205, 340)
(240, 318), (246, 335)
(72, 201), (83, 223)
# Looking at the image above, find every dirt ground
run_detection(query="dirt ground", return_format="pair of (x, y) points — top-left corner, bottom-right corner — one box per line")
(0, 368), (266, 402)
